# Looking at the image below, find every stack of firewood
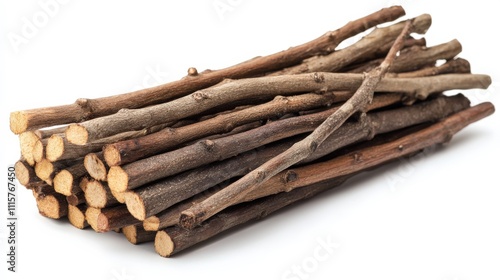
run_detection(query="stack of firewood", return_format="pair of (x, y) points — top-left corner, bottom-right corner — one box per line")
(10, 6), (494, 257)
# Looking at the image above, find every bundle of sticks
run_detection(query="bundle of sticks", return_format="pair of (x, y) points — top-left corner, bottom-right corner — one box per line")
(10, 6), (495, 258)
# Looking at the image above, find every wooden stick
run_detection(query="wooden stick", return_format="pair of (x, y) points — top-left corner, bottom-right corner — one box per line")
(14, 160), (44, 189)
(272, 14), (431, 75)
(122, 225), (156, 245)
(36, 192), (68, 219)
(178, 20), (413, 228)
(85, 207), (102, 232)
(19, 131), (40, 166)
(68, 204), (89, 229)
(108, 93), (402, 193)
(103, 91), (353, 166)
(35, 158), (81, 186)
(10, 6), (405, 134)
(32, 183), (56, 199)
(32, 137), (48, 163)
(349, 39), (462, 74)
(66, 191), (85, 206)
(46, 134), (102, 162)
(83, 153), (108, 181)
(96, 205), (140, 233)
(130, 94), (469, 221)
(66, 71), (490, 145)
(386, 57), (470, 78)
(84, 180), (119, 209)
(53, 162), (87, 196)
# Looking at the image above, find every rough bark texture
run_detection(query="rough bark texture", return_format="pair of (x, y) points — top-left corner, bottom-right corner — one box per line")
(123, 225), (157, 245)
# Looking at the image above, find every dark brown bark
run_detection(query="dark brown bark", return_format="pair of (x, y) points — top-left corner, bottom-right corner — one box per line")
(66, 191), (85, 206)
(96, 205), (141, 233)
(108, 93), (402, 193)
(10, 6), (405, 134)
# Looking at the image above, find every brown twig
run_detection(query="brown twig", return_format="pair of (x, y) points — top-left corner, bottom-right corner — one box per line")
(122, 225), (156, 245)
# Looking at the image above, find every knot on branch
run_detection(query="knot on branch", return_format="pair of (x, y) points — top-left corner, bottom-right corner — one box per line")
(76, 98), (94, 121)
(187, 67), (198, 76)
(201, 139), (216, 152)
(313, 72), (325, 83)
(282, 170), (298, 184)
(193, 90), (210, 101)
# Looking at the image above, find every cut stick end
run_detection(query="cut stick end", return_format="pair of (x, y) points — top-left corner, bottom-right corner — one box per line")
(53, 170), (74, 196)
(34, 159), (54, 181)
(155, 231), (174, 258)
(68, 205), (88, 229)
(143, 216), (160, 231)
(10, 111), (28, 134)
(124, 192), (146, 221)
(103, 145), (122, 166)
(96, 213), (111, 233)
(178, 211), (198, 230)
(36, 195), (67, 219)
(84, 153), (107, 181)
(108, 166), (129, 193)
(14, 161), (31, 187)
(66, 124), (88, 145)
(85, 180), (107, 208)
(122, 225), (138, 244)
(85, 207), (101, 232)
(32, 139), (44, 163)
(19, 131), (39, 166)
(46, 134), (64, 162)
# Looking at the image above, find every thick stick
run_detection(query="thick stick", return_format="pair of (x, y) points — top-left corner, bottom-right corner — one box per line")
(46, 134), (102, 162)
(104, 91), (353, 166)
(96, 205), (141, 233)
(156, 101), (494, 257)
(108, 93), (402, 193)
(19, 131), (41, 166)
(66, 72), (490, 144)
(10, 6), (405, 134)
(53, 162), (87, 196)
(66, 191), (85, 206)
(130, 94), (470, 221)
(179, 20), (414, 228)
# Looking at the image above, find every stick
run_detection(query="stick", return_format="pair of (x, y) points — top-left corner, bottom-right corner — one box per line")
(122, 225), (156, 245)
(14, 160), (45, 189)
(108, 93), (402, 193)
(96, 205), (141, 233)
(386, 57), (470, 78)
(84, 153), (108, 181)
(68, 204), (89, 229)
(53, 162), (87, 195)
(10, 6), (405, 134)
(66, 191), (85, 206)
(129, 94), (470, 221)
(178, 20), (414, 228)
(46, 134), (102, 162)
(84, 180), (119, 208)
(19, 131), (40, 166)
(272, 14), (431, 75)
(36, 192), (68, 219)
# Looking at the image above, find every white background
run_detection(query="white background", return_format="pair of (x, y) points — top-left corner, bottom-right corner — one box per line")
(1, 1), (499, 280)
